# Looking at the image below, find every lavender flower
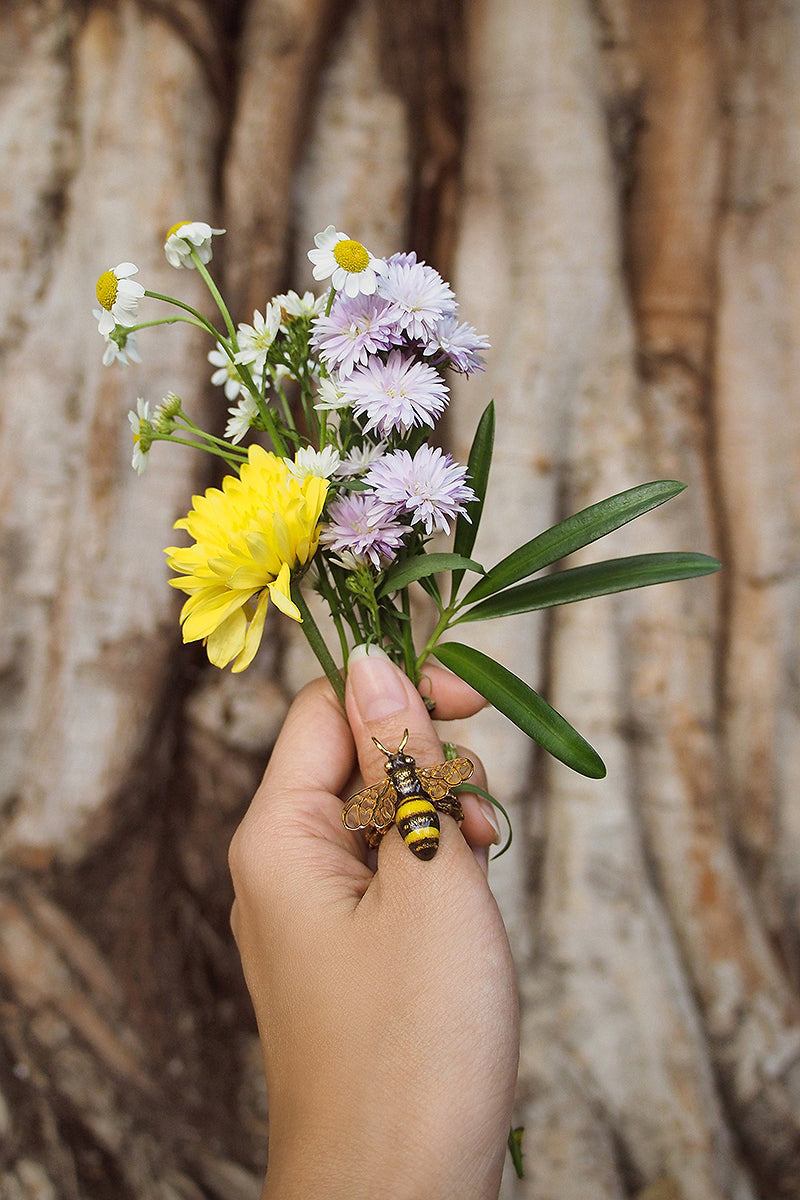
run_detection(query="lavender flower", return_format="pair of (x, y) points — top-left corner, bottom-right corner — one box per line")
(377, 255), (456, 342)
(365, 444), (476, 536)
(311, 292), (399, 378)
(423, 316), (490, 374)
(320, 491), (408, 568)
(340, 349), (449, 437)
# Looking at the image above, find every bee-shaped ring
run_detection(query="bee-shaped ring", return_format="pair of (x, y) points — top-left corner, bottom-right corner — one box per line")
(342, 730), (474, 860)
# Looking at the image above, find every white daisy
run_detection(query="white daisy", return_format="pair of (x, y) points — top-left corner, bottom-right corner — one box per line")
(95, 263), (145, 336)
(208, 342), (247, 400)
(313, 375), (351, 411)
(164, 221), (225, 269)
(286, 446), (342, 481)
(224, 394), (260, 444)
(127, 397), (153, 474)
(274, 289), (326, 322)
(234, 304), (282, 374)
(95, 319), (142, 366)
(307, 225), (388, 298)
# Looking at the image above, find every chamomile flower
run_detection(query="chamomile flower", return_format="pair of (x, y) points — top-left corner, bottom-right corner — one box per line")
(95, 263), (145, 336)
(164, 221), (225, 268)
(208, 342), (247, 400)
(365, 444), (475, 536)
(225, 393), (260, 444)
(128, 397), (153, 474)
(287, 446), (342, 481)
(376, 255), (456, 341)
(320, 491), (408, 569)
(314, 375), (350, 412)
(97, 321), (142, 366)
(340, 348), (449, 437)
(308, 225), (387, 298)
(274, 290), (326, 322)
(311, 292), (399, 378)
(335, 441), (387, 478)
(234, 304), (282, 375)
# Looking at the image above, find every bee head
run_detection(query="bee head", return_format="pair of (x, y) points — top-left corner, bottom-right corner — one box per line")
(373, 730), (413, 772)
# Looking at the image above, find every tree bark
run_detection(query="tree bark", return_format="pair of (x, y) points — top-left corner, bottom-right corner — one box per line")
(1, 1), (798, 1196)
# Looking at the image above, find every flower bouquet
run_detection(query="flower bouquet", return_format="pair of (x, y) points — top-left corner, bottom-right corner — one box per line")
(96, 222), (720, 803)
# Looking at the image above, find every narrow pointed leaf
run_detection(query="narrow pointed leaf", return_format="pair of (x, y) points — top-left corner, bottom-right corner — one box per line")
(433, 641), (606, 778)
(457, 552), (721, 623)
(453, 400), (495, 562)
(377, 553), (484, 598)
(462, 480), (687, 605)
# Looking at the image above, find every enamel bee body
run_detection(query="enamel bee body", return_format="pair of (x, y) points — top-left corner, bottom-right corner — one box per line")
(342, 730), (473, 860)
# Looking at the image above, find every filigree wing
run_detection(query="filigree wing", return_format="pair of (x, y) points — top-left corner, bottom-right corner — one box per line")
(342, 779), (397, 833)
(418, 757), (474, 801)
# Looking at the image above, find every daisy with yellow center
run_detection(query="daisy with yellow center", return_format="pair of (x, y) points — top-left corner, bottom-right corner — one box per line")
(95, 262), (145, 336)
(164, 220), (226, 269)
(164, 445), (328, 672)
(308, 225), (387, 298)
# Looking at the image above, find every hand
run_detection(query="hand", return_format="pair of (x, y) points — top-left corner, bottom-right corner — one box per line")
(229, 645), (520, 1200)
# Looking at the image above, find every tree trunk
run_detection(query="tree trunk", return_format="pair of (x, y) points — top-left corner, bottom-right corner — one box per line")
(1, 1), (798, 1196)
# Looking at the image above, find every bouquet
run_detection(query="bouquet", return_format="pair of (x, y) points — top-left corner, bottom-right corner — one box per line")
(95, 221), (720, 803)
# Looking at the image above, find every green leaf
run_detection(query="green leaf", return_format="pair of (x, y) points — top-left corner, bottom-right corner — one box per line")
(461, 480), (687, 606)
(457, 552), (721, 622)
(433, 641), (606, 778)
(451, 401), (495, 603)
(376, 553), (484, 598)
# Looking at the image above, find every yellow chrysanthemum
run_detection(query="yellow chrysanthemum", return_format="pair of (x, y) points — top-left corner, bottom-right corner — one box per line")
(165, 445), (328, 672)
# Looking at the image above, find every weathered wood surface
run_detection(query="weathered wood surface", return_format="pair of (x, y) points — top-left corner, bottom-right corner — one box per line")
(0, 1), (798, 1196)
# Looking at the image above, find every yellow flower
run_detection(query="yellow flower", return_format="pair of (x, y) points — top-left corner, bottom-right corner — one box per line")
(165, 445), (328, 672)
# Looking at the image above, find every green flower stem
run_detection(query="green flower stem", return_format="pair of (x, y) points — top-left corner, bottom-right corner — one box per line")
(190, 250), (237, 342)
(314, 560), (351, 666)
(154, 433), (246, 467)
(292, 584), (345, 706)
(175, 412), (244, 453)
(129, 315), (211, 335)
(400, 589), (418, 684)
(143, 290), (223, 340)
(415, 601), (459, 676)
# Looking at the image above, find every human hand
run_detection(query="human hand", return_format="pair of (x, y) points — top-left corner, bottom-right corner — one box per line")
(229, 645), (520, 1200)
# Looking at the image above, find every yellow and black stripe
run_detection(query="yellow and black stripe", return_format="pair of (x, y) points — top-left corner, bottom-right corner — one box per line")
(394, 795), (440, 860)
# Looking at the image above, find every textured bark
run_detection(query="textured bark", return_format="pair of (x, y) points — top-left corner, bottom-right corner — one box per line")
(1, 0), (798, 1196)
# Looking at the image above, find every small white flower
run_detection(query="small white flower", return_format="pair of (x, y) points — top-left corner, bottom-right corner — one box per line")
(336, 441), (387, 477)
(273, 289), (326, 322)
(225, 394), (260, 444)
(307, 225), (387, 298)
(164, 221), (225, 268)
(208, 342), (246, 400)
(95, 263), (145, 336)
(234, 304), (282, 374)
(313, 375), (350, 411)
(95, 318), (142, 366)
(127, 397), (152, 474)
(287, 446), (342, 480)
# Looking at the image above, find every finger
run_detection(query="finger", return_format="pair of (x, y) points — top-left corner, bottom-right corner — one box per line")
(345, 645), (447, 787)
(417, 664), (489, 720)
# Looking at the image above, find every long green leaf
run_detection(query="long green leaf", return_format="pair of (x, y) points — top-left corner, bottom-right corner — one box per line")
(433, 642), (606, 778)
(457, 552), (721, 623)
(377, 553), (484, 598)
(461, 480), (687, 606)
(452, 400), (495, 568)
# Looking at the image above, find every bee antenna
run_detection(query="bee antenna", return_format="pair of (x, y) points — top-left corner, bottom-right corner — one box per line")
(372, 735), (391, 756)
(398, 729), (409, 751)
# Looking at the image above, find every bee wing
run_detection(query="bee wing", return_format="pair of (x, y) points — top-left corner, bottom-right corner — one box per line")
(342, 780), (396, 832)
(418, 758), (474, 801)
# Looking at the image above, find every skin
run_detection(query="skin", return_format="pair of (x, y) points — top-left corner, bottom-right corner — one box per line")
(229, 646), (520, 1200)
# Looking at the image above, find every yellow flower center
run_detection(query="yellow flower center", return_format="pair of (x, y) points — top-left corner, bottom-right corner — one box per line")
(166, 220), (191, 239)
(333, 239), (370, 274)
(96, 269), (119, 311)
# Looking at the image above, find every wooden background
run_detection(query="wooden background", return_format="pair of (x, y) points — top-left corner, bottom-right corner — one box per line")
(1, 1), (798, 1196)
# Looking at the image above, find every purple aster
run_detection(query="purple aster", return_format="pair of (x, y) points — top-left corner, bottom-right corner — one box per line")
(376, 257), (457, 342)
(365, 444), (476, 536)
(311, 292), (399, 378)
(423, 316), (490, 374)
(340, 348), (449, 437)
(320, 491), (408, 568)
